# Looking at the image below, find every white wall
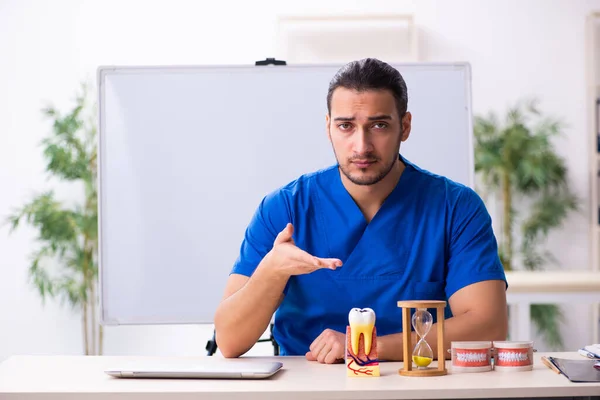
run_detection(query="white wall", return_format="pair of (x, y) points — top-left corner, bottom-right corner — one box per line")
(1, 0), (598, 362)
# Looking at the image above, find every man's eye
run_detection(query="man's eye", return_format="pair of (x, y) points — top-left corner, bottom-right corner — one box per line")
(373, 122), (388, 129)
(338, 123), (352, 130)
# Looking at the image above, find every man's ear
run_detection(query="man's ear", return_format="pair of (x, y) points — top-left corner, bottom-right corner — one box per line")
(325, 113), (331, 142)
(401, 112), (412, 142)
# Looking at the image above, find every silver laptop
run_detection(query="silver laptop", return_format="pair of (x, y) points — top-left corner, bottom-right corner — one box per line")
(104, 359), (283, 379)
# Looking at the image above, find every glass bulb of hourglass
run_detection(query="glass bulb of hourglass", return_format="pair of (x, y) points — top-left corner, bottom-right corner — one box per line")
(411, 308), (433, 368)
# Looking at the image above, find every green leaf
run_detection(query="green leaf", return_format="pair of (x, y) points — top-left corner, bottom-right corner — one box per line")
(54, 276), (85, 308)
(531, 304), (564, 350)
(9, 192), (79, 246)
(522, 191), (578, 247)
(28, 246), (55, 304)
(521, 244), (545, 271)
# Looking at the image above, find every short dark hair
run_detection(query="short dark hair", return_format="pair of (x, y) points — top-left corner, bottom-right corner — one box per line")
(326, 58), (408, 119)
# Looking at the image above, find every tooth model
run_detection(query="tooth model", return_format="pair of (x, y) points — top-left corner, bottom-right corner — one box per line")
(346, 308), (380, 377)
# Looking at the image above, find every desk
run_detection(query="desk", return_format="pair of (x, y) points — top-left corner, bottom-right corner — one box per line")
(0, 352), (599, 400)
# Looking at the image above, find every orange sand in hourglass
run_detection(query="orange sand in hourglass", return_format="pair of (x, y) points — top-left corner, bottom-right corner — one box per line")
(346, 308), (380, 377)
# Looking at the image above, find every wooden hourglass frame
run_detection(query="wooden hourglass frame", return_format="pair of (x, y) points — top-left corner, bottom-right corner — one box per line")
(397, 300), (447, 377)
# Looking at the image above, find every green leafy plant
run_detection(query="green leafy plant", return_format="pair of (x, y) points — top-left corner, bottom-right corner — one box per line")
(474, 99), (578, 349)
(5, 84), (102, 355)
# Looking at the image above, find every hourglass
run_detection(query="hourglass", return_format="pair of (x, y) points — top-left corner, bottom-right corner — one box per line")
(397, 300), (447, 377)
(412, 308), (433, 368)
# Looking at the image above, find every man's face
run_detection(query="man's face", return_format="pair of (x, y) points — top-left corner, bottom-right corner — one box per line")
(326, 87), (411, 186)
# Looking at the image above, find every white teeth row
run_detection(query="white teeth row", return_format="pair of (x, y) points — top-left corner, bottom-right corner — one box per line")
(498, 352), (529, 362)
(348, 308), (376, 355)
(456, 352), (488, 362)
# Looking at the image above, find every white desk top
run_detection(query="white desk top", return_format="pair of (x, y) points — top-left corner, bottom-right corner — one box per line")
(0, 352), (598, 399)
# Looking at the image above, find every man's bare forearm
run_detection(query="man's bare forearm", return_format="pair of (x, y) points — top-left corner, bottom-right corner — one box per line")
(378, 311), (508, 361)
(214, 257), (288, 358)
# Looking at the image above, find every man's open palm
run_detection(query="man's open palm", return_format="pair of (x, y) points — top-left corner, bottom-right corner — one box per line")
(267, 223), (342, 277)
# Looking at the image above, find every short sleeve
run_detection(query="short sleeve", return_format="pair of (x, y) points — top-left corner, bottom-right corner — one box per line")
(230, 190), (291, 277)
(445, 187), (507, 299)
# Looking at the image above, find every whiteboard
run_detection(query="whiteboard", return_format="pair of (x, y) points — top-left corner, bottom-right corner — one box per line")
(98, 63), (473, 325)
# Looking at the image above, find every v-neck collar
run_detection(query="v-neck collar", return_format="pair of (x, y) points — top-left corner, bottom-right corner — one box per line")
(313, 154), (415, 266)
(332, 153), (413, 225)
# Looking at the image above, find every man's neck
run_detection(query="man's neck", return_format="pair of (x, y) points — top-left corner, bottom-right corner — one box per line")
(340, 159), (405, 223)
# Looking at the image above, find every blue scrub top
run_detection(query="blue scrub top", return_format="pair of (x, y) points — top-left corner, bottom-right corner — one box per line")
(231, 155), (507, 356)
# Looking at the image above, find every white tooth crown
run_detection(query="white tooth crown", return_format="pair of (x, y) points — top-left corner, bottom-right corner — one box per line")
(498, 351), (529, 363)
(456, 351), (488, 363)
(348, 308), (376, 355)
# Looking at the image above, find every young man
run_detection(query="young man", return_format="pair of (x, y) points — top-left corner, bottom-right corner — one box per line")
(214, 58), (508, 364)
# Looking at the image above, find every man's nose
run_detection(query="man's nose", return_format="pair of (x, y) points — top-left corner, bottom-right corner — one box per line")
(354, 128), (373, 154)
